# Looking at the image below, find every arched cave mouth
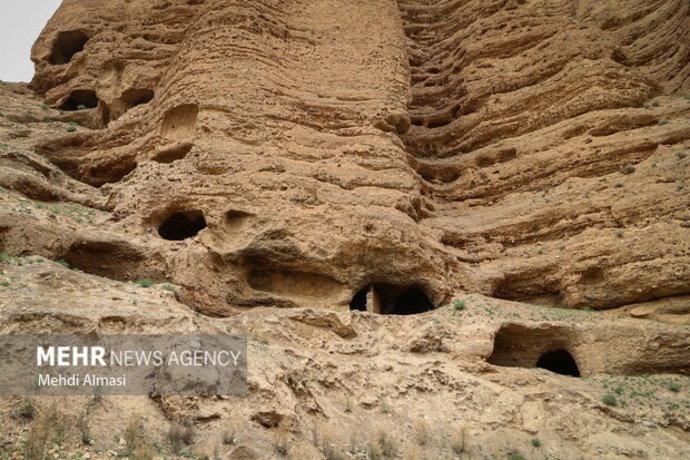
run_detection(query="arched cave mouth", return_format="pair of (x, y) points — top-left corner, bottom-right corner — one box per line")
(60, 90), (99, 111)
(349, 283), (434, 315)
(536, 349), (581, 377)
(49, 30), (89, 65)
(488, 324), (581, 377)
(157, 210), (207, 240)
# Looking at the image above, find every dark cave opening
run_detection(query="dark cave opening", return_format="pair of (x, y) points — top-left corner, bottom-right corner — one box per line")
(348, 284), (434, 315)
(349, 286), (368, 311)
(49, 30), (89, 65)
(536, 349), (581, 377)
(59, 90), (99, 111)
(157, 210), (207, 240)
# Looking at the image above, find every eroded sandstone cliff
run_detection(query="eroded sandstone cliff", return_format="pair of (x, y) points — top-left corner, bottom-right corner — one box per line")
(0, 0), (688, 458)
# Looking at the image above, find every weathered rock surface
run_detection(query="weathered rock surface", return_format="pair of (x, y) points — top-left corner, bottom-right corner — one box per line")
(0, 0), (688, 457)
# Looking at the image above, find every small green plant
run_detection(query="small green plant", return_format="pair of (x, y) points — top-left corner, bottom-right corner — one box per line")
(668, 382), (681, 392)
(0, 143), (8, 150)
(379, 399), (391, 414)
(133, 278), (156, 288)
(124, 415), (146, 454)
(344, 398), (353, 413)
(78, 412), (91, 445)
(619, 163), (635, 175)
(161, 282), (175, 292)
(453, 299), (466, 312)
(55, 259), (71, 268)
(46, 403), (68, 446)
(23, 415), (51, 460)
(66, 126), (77, 132)
(677, 151), (687, 159)
(602, 392), (618, 406)
(168, 420), (194, 454)
(13, 397), (36, 420)
(657, 119), (670, 126)
(531, 438), (542, 448)
(413, 418), (429, 445)
(377, 431), (398, 458)
(508, 453), (526, 460)
(450, 425), (467, 455)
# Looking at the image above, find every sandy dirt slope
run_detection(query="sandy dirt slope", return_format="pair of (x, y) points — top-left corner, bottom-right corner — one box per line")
(0, 0), (688, 458)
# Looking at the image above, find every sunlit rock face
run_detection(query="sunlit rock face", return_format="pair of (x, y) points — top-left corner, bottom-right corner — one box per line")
(24, 0), (690, 316)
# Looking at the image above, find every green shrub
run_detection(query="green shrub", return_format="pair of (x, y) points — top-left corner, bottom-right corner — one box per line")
(133, 278), (156, 288)
(66, 126), (77, 133)
(124, 415), (146, 454)
(344, 398), (353, 413)
(453, 300), (466, 311)
(168, 420), (194, 454)
(13, 397), (36, 420)
(377, 431), (398, 458)
(668, 382), (681, 392)
(78, 412), (91, 445)
(531, 438), (542, 448)
(602, 393), (617, 406)
(379, 399), (391, 414)
(55, 259), (71, 268)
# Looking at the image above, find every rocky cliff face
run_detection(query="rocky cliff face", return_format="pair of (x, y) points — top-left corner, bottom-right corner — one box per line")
(0, 0), (689, 458)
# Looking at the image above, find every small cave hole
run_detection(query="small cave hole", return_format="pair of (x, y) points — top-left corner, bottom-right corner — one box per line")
(158, 210), (207, 240)
(536, 349), (581, 377)
(393, 287), (434, 315)
(59, 90), (99, 111)
(49, 30), (89, 65)
(349, 286), (368, 311)
(348, 284), (434, 315)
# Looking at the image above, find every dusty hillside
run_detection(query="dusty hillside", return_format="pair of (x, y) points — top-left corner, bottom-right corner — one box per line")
(0, 0), (689, 458)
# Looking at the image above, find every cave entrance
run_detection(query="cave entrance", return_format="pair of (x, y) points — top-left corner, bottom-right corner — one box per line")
(59, 90), (99, 111)
(349, 286), (368, 311)
(536, 349), (580, 377)
(49, 30), (89, 65)
(158, 210), (207, 240)
(349, 284), (434, 315)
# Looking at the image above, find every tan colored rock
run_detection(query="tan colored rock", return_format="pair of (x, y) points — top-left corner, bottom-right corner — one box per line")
(0, 0), (688, 458)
